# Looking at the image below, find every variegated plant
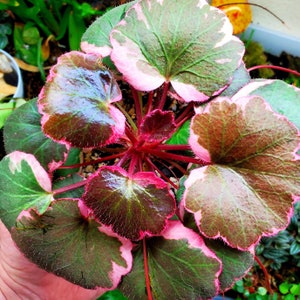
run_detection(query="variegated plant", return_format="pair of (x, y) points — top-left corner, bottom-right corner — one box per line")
(0, 0), (299, 299)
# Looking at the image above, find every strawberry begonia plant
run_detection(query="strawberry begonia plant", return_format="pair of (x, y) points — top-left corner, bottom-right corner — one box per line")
(0, 0), (299, 299)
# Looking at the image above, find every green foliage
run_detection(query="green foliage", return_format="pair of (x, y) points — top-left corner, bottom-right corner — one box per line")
(0, 0), (106, 71)
(97, 290), (128, 300)
(256, 202), (300, 271)
(232, 278), (300, 299)
(243, 41), (274, 78)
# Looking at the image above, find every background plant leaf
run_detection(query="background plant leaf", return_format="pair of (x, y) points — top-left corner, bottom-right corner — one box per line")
(110, 0), (244, 101)
(232, 79), (300, 129)
(166, 120), (190, 145)
(83, 166), (176, 240)
(39, 51), (125, 148)
(11, 200), (133, 290)
(120, 221), (221, 299)
(4, 98), (67, 171)
(0, 151), (53, 228)
(186, 96), (300, 249)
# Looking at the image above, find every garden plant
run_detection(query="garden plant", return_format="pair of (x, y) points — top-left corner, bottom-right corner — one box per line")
(0, 0), (299, 299)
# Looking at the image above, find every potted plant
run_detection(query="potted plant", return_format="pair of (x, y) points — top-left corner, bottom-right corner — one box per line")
(0, 0), (299, 299)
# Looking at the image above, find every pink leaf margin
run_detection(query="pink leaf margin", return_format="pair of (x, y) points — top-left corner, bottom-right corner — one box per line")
(81, 41), (112, 58)
(7, 151), (52, 193)
(96, 224), (133, 293)
(110, 24), (165, 92)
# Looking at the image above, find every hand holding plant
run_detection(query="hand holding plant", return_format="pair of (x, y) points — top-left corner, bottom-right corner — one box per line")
(0, 0), (299, 299)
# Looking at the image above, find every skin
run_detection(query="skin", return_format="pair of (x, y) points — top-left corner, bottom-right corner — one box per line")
(0, 220), (102, 300)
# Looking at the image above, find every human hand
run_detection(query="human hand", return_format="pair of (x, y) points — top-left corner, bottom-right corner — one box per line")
(0, 219), (102, 300)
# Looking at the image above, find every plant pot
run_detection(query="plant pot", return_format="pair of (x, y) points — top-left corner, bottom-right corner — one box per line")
(243, 24), (300, 57)
(0, 49), (24, 99)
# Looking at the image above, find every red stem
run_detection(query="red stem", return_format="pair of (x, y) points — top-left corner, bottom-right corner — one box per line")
(128, 152), (139, 175)
(143, 238), (153, 300)
(157, 82), (170, 110)
(125, 126), (138, 144)
(131, 86), (143, 126)
(146, 91), (154, 114)
(53, 179), (87, 196)
(157, 144), (191, 151)
(144, 156), (178, 189)
(58, 152), (127, 169)
(255, 255), (273, 295)
(248, 65), (300, 77)
(165, 159), (187, 175)
(142, 148), (204, 164)
(175, 102), (194, 125)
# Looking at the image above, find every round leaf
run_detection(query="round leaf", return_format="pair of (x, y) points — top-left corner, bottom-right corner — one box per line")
(139, 109), (176, 142)
(11, 200), (133, 290)
(83, 166), (176, 240)
(186, 96), (300, 249)
(110, 0), (244, 101)
(39, 51), (125, 148)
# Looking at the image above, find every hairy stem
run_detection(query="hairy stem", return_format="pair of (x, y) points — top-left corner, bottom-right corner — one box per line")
(175, 102), (194, 126)
(131, 86), (143, 127)
(58, 152), (127, 169)
(144, 156), (178, 189)
(143, 238), (153, 300)
(53, 180), (87, 196)
(142, 148), (205, 164)
(157, 144), (191, 151)
(146, 91), (154, 114)
(157, 82), (170, 110)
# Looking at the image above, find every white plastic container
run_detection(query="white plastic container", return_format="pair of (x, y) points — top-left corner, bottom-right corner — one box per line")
(0, 49), (24, 99)
(243, 24), (300, 57)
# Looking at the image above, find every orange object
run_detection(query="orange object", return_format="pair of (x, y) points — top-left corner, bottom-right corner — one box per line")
(211, 0), (252, 34)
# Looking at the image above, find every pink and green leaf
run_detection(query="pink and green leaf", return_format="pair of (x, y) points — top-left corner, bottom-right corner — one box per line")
(83, 166), (176, 240)
(81, 2), (136, 57)
(185, 96), (300, 249)
(139, 109), (176, 142)
(38, 51), (125, 148)
(110, 0), (244, 101)
(120, 221), (221, 299)
(4, 98), (68, 171)
(0, 151), (53, 228)
(11, 200), (133, 291)
(205, 239), (254, 292)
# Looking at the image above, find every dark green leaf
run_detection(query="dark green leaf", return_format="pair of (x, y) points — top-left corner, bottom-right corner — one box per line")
(4, 98), (67, 171)
(11, 200), (133, 289)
